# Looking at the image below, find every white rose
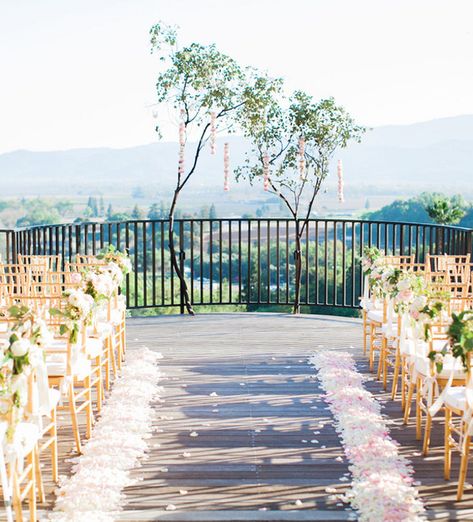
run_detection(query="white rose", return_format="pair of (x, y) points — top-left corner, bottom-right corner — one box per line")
(10, 339), (31, 357)
(397, 278), (411, 292)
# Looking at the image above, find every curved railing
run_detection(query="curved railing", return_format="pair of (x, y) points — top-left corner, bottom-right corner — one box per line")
(2, 219), (472, 312)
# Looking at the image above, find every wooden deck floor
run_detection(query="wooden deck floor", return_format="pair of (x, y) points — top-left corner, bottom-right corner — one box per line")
(115, 313), (473, 521)
(28, 312), (473, 521)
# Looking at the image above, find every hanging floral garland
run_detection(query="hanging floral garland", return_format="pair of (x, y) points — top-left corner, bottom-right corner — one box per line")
(263, 152), (270, 191)
(337, 159), (344, 203)
(298, 136), (306, 180)
(210, 111), (217, 155)
(178, 111), (186, 176)
(223, 142), (230, 192)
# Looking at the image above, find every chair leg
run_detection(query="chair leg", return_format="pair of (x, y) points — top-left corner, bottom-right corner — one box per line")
(416, 378), (422, 440)
(404, 378), (415, 424)
(445, 408), (452, 480)
(377, 338), (384, 381)
(105, 340), (111, 391)
(85, 375), (93, 439)
(28, 450), (37, 522)
(369, 324), (375, 372)
(423, 413), (433, 456)
(50, 407), (59, 483)
(94, 356), (103, 412)
(34, 445), (45, 504)
(401, 359), (407, 408)
(391, 348), (400, 400)
(121, 322), (126, 359)
(12, 472), (23, 522)
(68, 382), (82, 454)
(109, 336), (117, 378)
(457, 434), (471, 501)
(382, 341), (389, 390)
(363, 312), (367, 356)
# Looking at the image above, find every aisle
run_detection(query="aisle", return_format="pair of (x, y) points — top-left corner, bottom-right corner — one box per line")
(118, 313), (360, 521)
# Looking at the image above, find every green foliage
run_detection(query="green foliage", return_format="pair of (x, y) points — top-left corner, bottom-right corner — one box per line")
(108, 212), (131, 222)
(132, 205), (143, 220)
(16, 199), (61, 227)
(447, 311), (473, 369)
(236, 87), (365, 219)
(150, 20), (281, 176)
(365, 192), (470, 226)
(424, 194), (466, 225)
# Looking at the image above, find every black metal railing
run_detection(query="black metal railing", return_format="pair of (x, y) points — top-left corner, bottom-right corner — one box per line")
(1, 219), (471, 312)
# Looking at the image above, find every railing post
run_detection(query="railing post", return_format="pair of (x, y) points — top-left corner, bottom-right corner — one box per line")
(466, 230), (473, 257)
(179, 220), (185, 315)
(11, 231), (18, 264)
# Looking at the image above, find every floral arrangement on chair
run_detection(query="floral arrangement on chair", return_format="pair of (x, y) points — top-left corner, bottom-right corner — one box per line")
(50, 289), (94, 343)
(361, 246), (382, 275)
(1, 306), (53, 440)
(96, 245), (132, 277)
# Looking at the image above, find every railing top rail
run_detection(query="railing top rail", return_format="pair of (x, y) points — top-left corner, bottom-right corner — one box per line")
(10, 218), (473, 233)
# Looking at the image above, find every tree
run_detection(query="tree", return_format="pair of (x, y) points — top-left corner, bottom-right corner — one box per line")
(150, 21), (280, 314)
(132, 186), (145, 199)
(209, 203), (217, 219)
(99, 196), (105, 216)
(87, 196), (99, 217)
(132, 205), (143, 220)
(148, 203), (161, 220)
(236, 90), (365, 313)
(16, 199), (61, 227)
(107, 204), (113, 220)
(424, 194), (466, 225)
(55, 200), (73, 216)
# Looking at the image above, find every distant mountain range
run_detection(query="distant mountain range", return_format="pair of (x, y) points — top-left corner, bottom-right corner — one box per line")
(1, 115), (472, 196)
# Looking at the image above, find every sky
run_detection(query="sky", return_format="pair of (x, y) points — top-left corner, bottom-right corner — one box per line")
(1, 0), (472, 154)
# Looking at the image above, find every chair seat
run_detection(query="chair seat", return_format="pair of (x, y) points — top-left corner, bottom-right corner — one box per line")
(86, 337), (104, 358)
(14, 422), (40, 455)
(48, 388), (61, 409)
(445, 386), (467, 411)
(46, 354), (91, 380)
(415, 354), (465, 380)
(402, 338), (446, 357)
(367, 310), (383, 323)
(382, 323), (398, 338)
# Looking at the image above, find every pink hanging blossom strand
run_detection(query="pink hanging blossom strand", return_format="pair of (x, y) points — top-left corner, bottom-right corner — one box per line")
(210, 112), (216, 155)
(178, 121), (185, 176)
(298, 136), (306, 180)
(337, 159), (344, 203)
(263, 152), (270, 191)
(223, 142), (230, 192)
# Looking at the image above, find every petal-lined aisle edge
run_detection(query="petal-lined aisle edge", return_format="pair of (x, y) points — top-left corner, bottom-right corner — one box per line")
(47, 347), (162, 522)
(309, 351), (425, 522)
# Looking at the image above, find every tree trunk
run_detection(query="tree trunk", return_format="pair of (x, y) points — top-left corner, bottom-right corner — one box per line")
(292, 221), (302, 314)
(168, 189), (194, 315)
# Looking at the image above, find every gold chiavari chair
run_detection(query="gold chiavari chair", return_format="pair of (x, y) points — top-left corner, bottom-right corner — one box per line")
(11, 295), (93, 455)
(381, 254), (416, 268)
(75, 254), (106, 265)
(67, 260), (126, 375)
(426, 271), (471, 298)
(25, 287), (106, 417)
(425, 254), (471, 272)
(443, 350), (473, 500)
(403, 300), (470, 453)
(17, 255), (62, 273)
(366, 256), (415, 377)
(9, 398), (40, 522)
